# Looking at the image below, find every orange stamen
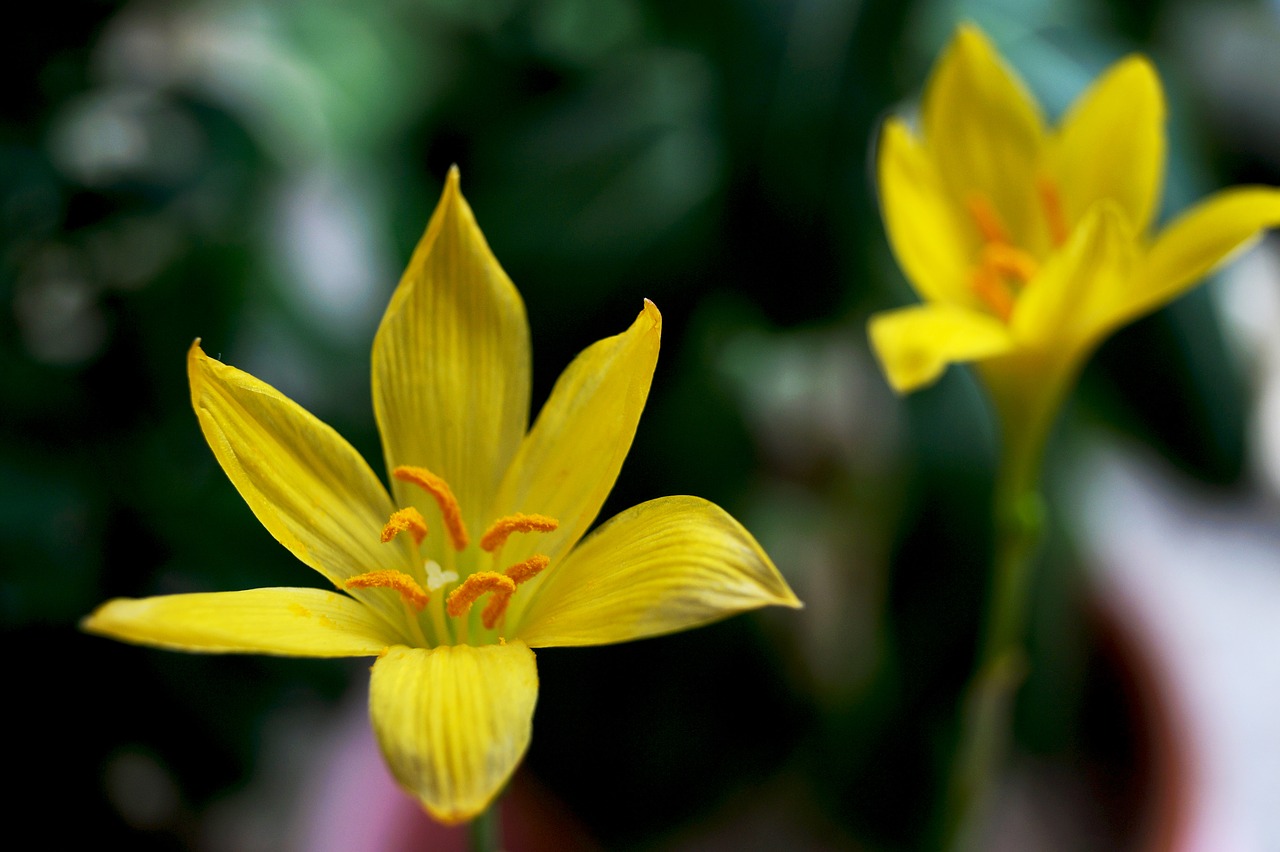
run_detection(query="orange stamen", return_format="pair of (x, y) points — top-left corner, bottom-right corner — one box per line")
(480, 513), (559, 552)
(965, 194), (1010, 244)
(446, 571), (515, 618)
(345, 570), (429, 611)
(481, 589), (514, 630)
(504, 554), (550, 585)
(380, 507), (428, 546)
(1037, 176), (1069, 247)
(480, 555), (553, 629)
(981, 243), (1039, 283)
(970, 266), (1015, 322)
(393, 466), (469, 551)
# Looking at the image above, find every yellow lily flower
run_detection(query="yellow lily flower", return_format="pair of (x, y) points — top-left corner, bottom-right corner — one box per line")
(869, 25), (1280, 462)
(83, 168), (800, 825)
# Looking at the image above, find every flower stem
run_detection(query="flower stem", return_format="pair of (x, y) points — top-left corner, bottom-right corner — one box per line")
(468, 800), (502, 852)
(939, 428), (1045, 850)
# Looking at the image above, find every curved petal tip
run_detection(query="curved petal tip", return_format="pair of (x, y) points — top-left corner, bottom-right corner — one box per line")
(639, 298), (662, 332)
(951, 21), (995, 56)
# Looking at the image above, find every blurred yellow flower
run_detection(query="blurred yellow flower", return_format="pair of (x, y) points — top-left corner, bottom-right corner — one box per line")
(83, 168), (800, 825)
(869, 25), (1280, 452)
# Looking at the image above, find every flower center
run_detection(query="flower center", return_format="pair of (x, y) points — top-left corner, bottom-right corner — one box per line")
(345, 465), (559, 644)
(964, 177), (1068, 322)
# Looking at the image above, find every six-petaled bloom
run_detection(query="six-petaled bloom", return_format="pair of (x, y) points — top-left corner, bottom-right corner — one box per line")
(82, 168), (801, 824)
(869, 24), (1280, 462)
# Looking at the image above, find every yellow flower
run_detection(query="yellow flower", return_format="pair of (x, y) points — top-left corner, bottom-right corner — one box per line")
(83, 168), (800, 825)
(869, 25), (1280, 457)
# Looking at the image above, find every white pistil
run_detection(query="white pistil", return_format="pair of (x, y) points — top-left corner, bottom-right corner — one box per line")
(424, 559), (458, 591)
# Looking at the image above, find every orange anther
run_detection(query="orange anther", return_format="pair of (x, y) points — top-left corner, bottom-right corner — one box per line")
(381, 507), (428, 546)
(970, 266), (1015, 323)
(446, 572), (515, 618)
(982, 243), (1039, 283)
(1037, 176), (1069, 247)
(393, 466), (469, 551)
(480, 513), (559, 552)
(481, 589), (514, 630)
(965, 194), (1010, 245)
(345, 570), (430, 611)
(504, 554), (550, 585)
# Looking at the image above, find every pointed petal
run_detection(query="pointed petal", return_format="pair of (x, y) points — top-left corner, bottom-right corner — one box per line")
(189, 343), (417, 630)
(922, 25), (1046, 251)
(81, 588), (404, 655)
(515, 496), (800, 648)
(867, 303), (1016, 394)
(372, 168), (532, 541)
(1048, 56), (1165, 234)
(877, 117), (975, 305)
(491, 300), (661, 579)
(369, 642), (538, 824)
(1129, 187), (1280, 320)
(1011, 201), (1139, 352)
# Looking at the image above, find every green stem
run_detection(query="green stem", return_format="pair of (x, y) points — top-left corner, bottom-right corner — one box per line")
(468, 800), (502, 852)
(939, 417), (1046, 851)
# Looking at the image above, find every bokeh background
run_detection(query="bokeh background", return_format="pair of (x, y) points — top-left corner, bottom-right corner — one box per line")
(7, 0), (1280, 849)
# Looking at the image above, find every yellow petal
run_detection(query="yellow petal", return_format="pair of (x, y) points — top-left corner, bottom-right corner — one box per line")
(372, 167), (532, 543)
(1129, 186), (1280, 321)
(491, 300), (661, 598)
(922, 25), (1046, 252)
(188, 343), (417, 631)
(369, 642), (538, 824)
(81, 588), (405, 655)
(514, 496), (800, 648)
(867, 303), (1016, 394)
(1011, 201), (1138, 352)
(877, 117), (975, 306)
(1048, 55), (1165, 235)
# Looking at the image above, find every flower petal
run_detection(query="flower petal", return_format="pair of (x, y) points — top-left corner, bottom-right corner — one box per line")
(867, 303), (1016, 394)
(369, 642), (538, 824)
(189, 343), (417, 630)
(372, 167), (532, 543)
(514, 496), (800, 648)
(1047, 55), (1165, 235)
(1129, 187), (1280, 321)
(922, 25), (1046, 252)
(491, 300), (661, 579)
(878, 117), (975, 306)
(81, 588), (404, 655)
(1011, 201), (1139, 353)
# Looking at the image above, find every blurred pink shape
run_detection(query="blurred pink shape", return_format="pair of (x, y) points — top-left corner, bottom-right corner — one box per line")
(1081, 443), (1280, 851)
(295, 685), (598, 852)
